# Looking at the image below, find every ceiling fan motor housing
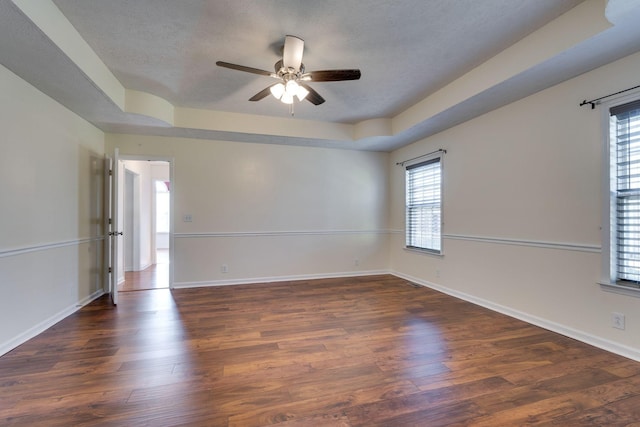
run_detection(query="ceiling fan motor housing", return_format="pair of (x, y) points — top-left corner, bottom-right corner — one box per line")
(275, 60), (304, 80)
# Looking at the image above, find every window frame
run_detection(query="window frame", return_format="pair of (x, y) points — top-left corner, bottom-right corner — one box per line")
(600, 90), (640, 297)
(404, 153), (444, 255)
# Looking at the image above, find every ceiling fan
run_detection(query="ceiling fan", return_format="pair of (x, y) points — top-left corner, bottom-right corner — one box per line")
(216, 35), (361, 107)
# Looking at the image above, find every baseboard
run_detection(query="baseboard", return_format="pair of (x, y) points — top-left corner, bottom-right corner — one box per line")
(0, 289), (105, 357)
(391, 271), (640, 363)
(137, 262), (152, 271)
(172, 269), (389, 289)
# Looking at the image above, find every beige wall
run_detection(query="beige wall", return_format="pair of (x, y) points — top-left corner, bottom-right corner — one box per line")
(389, 50), (640, 360)
(4, 44), (640, 362)
(106, 135), (391, 286)
(0, 64), (105, 354)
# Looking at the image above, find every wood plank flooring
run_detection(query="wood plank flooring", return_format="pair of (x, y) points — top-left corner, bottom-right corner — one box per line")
(2, 275), (640, 426)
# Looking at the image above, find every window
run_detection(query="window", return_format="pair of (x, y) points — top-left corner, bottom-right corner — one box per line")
(406, 157), (442, 253)
(610, 99), (640, 287)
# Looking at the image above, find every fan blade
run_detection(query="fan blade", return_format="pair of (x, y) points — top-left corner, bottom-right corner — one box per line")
(216, 61), (275, 77)
(302, 69), (361, 82)
(299, 83), (325, 105)
(283, 35), (304, 72)
(249, 85), (275, 101)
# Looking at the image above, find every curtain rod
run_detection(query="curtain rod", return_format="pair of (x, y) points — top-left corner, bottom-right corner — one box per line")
(396, 149), (446, 166)
(580, 84), (640, 109)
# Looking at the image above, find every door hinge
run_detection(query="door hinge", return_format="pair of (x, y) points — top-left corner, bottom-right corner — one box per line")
(108, 267), (112, 273)
(108, 218), (112, 225)
(109, 169), (113, 176)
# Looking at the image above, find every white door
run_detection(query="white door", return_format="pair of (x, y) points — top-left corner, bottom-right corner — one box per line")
(105, 148), (122, 305)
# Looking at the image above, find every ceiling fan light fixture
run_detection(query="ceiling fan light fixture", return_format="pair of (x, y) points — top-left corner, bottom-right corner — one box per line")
(270, 80), (306, 104)
(281, 92), (294, 104)
(270, 83), (285, 99)
(285, 79), (299, 93)
(266, 80), (304, 104)
(295, 84), (309, 101)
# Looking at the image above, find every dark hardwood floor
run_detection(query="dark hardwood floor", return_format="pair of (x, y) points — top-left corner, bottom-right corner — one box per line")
(2, 275), (640, 426)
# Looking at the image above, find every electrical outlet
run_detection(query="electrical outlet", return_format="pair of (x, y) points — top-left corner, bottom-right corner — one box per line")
(354, 259), (359, 266)
(183, 214), (193, 222)
(436, 269), (441, 278)
(612, 312), (625, 330)
(221, 264), (228, 274)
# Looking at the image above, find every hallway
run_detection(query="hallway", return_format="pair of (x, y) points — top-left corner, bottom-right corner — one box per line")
(119, 249), (169, 291)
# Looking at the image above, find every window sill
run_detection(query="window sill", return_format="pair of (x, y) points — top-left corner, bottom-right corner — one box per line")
(599, 281), (640, 298)
(404, 246), (444, 257)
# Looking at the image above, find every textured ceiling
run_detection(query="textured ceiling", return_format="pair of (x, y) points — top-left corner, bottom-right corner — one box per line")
(50, 0), (583, 123)
(2, 0), (640, 151)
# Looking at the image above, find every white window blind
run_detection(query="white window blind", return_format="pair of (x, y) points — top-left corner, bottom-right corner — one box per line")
(612, 99), (640, 285)
(406, 157), (441, 252)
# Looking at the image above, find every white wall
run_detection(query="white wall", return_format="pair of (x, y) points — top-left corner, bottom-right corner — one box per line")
(151, 162), (171, 250)
(106, 135), (390, 286)
(120, 160), (153, 275)
(0, 64), (105, 355)
(389, 50), (640, 360)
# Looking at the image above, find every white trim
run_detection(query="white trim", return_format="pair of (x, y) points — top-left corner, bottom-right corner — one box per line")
(404, 152), (444, 255)
(392, 271), (640, 362)
(178, 230), (601, 255)
(599, 281), (640, 298)
(403, 246), (444, 257)
(400, 149), (446, 168)
(174, 229), (391, 239)
(173, 269), (389, 289)
(601, 96), (615, 286)
(0, 289), (104, 357)
(443, 233), (601, 253)
(599, 90), (640, 290)
(594, 87), (640, 113)
(0, 236), (105, 258)
(117, 153), (175, 289)
(138, 262), (153, 271)
(391, 230), (599, 254)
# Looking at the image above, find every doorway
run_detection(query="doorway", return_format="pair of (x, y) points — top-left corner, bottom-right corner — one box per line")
(118, 159), (172, 292)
